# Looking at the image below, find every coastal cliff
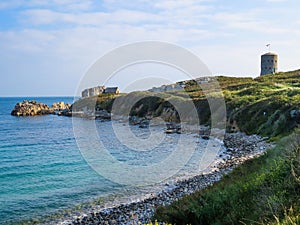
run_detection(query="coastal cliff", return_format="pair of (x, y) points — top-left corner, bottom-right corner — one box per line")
(68, 70), (300, 224)
(12, 69), (300, 139)
(10, 69), (300, 225)
(70, 69), (300, 139)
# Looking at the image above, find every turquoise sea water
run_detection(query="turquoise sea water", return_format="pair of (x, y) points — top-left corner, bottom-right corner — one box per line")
(0, 97), (122, 224)
(0, 97), (214, 224)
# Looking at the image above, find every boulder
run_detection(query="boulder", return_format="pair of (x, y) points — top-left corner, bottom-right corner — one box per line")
(95, 109), (111, 120)
(160, 108), (179, 122)
(51, 102), (71, 111)
(57, 108), (72, 117)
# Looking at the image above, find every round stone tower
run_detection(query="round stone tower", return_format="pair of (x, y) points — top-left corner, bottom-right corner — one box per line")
(260, 52), (278, 76)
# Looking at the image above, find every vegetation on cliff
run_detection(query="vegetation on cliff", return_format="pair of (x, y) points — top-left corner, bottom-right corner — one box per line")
(74, 69), (300, 139)
(220, 70), (300, 139)
(73, 69), (300, 224)
(153, 131), (300, 224)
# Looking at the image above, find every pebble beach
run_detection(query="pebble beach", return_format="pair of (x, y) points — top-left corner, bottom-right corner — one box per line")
(47, 132), (273, 225)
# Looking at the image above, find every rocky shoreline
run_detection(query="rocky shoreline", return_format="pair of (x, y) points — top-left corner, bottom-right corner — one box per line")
(11, 100), (274, 225)
(45, 132), (273, 225)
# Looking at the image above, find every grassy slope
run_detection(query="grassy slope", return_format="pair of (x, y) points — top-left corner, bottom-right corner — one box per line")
(154, 132), (300, 224)
(218, 70), (300, 139)
(152, 70), (300, 224)
(75, 69), (300, 139)
(74, 70), (300, 224)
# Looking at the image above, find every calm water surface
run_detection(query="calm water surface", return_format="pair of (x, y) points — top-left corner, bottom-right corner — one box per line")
(0, 97), (210, 224)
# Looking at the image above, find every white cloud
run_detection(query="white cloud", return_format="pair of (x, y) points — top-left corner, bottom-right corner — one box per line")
(266, 0), (288, 2)
(21, 8), (165, 26)
(0, 0), (93, 11)
(0, 0), (22, 9)
(212, 8), (292, 35)
(154, 0), (206, 10)
(1, 0), (300, 95)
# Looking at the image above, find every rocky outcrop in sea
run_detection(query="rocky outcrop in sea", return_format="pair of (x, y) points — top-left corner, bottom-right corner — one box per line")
(52, 102), (72, 111)
(11, 100), (71, 116)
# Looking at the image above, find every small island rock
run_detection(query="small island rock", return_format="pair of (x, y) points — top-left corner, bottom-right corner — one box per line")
(11, 100), (54, 116)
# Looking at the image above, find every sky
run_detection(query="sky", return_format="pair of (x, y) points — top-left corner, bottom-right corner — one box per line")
(1, 0), (300, 96)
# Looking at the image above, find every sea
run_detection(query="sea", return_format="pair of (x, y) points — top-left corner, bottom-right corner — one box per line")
(0, 97), (221, 224)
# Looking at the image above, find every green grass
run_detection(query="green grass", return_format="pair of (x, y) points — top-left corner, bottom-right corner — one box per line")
(71, 70), (300, 224)
(153, 131), (300, 225)
(148, 71), (300, 224)
(74, 69), (300, 138)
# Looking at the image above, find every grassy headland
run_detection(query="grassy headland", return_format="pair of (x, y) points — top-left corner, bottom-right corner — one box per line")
(73, 69), (300, 224)
(74, 69), (300, 139)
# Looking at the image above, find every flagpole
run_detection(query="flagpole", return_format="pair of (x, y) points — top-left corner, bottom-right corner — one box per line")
(266, 44), (271, 52)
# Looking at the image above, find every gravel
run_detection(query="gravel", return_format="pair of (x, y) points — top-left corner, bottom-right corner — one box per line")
(47, 132), (274, 225)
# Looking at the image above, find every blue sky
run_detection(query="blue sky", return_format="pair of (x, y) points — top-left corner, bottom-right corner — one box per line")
(1, 0), (300, 96)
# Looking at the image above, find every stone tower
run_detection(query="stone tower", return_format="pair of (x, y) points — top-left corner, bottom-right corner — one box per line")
(260, 52), (278, 76)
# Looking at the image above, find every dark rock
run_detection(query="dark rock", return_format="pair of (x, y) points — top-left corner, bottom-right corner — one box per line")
(57, 108), (72, 117)
(95, 110), (111, 120)
(201, 135), (210, 140)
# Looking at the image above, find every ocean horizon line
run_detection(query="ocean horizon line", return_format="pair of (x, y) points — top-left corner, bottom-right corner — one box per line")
(0, 95), (79, 98)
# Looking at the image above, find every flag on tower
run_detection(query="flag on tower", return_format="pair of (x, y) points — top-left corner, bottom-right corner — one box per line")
(266, 44), (270, 47)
